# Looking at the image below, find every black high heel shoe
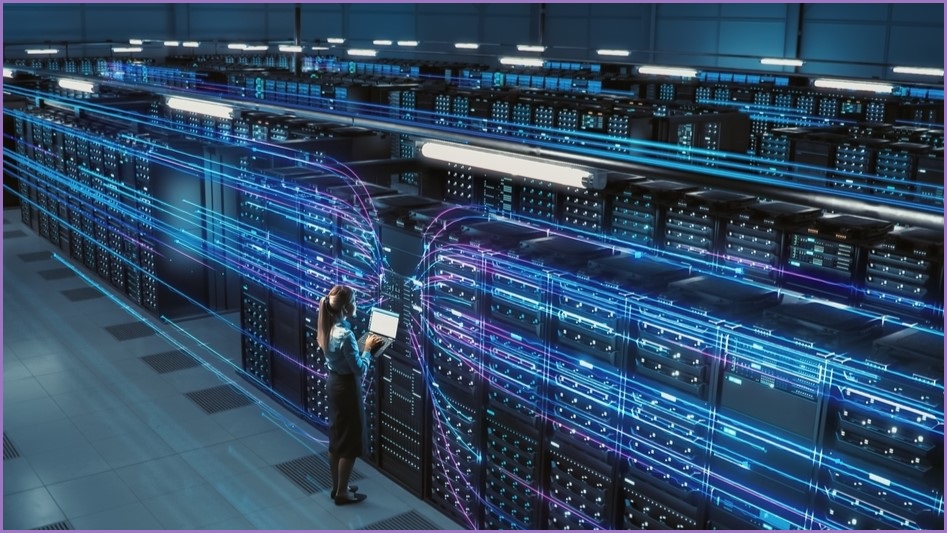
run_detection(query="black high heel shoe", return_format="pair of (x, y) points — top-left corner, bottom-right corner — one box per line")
(329, 485), (359, 499)
(334, 492), (367, 506)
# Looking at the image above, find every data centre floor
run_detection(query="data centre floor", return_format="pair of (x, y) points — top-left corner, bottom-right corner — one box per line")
(2, 207), (460, 530)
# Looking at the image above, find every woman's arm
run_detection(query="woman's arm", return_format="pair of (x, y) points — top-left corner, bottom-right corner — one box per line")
(341, 330), (371, 376)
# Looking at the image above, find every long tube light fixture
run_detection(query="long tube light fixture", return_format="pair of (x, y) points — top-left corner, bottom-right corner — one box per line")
(892, 66), (944, 77)
(813, 77), (894, 94)
(112, 46), (143, 53)
(327, 37), (345, 44)
(228, 43), (247, 50)
(373, 39), (393, 46)
(129, 39), (144, 45)
(244, 45), (269, 51)
(182, 41), (200, 48)
(312, 46), (330, 51)
(597, 49), (630, 57)
(278, 45), (303, 53)
(26, 48), (59, 54)
(419, 141), (605, 189)
(761, 57), (804, 67)
(164, 41), (180, 47)
(454, 42), (480, 50)
(58, 78), (96, 93)
(638, 65), (698, 78)
(348, 48), (377, 57)
(166, 96), (234, 119)
(500, 56), (544, 67)
(397, 40), (419, 47)
(517, 44), (546, 53)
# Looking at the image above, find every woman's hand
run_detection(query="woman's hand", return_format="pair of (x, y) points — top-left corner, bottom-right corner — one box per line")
(365, 334), (385, 355)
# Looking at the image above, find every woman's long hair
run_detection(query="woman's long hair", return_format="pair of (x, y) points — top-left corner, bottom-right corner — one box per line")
(317, 285), (355, 353)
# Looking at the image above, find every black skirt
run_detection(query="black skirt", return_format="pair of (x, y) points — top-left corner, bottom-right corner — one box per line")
(327, 372), (363, 458)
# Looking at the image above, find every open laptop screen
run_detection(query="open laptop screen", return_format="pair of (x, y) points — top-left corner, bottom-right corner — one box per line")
(368, 308), (400, 338)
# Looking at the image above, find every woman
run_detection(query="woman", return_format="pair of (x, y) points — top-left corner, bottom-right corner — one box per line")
(317, 284), (383, 505)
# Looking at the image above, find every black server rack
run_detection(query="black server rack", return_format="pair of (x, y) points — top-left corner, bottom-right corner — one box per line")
(871, 142), (929, 201)
(915, 147), (944, 208)
(785, 214), (893, 303)
(816, 326), (942, 530)
(610, 180), (697, 250)
(663, 189), (757, 267)
(518, 177), (559, 224)
(862, 226), (943, 325)
(723, 201), (823, 284)
(790, 131), (847, 185)
(830, 137), (890, 195)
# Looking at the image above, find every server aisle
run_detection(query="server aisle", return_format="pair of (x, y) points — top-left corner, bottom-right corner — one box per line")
(2, 208), (459, 531)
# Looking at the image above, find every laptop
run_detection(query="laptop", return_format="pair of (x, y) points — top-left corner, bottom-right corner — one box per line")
(357, 307), (400, 357)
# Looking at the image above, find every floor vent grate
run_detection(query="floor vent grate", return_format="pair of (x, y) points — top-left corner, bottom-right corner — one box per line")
(62, 287), (104, 302)
(37, 268), (75, 281)
(184, 384), (255, 414)
(274, 454), (363, 495)
(142, 350), (201, 374)
(33, 521), (72, 530)
(4, 433), (20, 460)
(104, 321), (155, 342)
(360, 510), (441, 530)
(5, 230), (27, 239)
(19, 251), (51, 262)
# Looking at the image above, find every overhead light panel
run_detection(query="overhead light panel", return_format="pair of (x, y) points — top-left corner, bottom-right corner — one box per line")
(813, 77), (894, 94)
(244, 45), (269, 51)
(26, 48), (59, 55)
(638, 65), (698, 78)
(112, 46), (143, 53)
(58, 78), (95, 93)
(454, 43), (480, 50)
(397, 40), (419, 47)
(166, 96), (234, 119)
(517, 44), (546, 53)
(3, 68), (14, 79)
(164, 41), (180, 47)
(228, 43), (247, 50)
(499, 56), (545, 67)
(327, 37), (345, 44)
(129, 39), (144, 45)
(312, 46), (330, 51)
(182, 41), (200, 48)
(761, 57), (804, 67)
(373, 40), (393, 46)
(279, 45), (303, 53)
(597, 49), (630, 57)
(348, 49), (377, 57)
(419, 141), (605, 189)
(892, 66), (944, 77)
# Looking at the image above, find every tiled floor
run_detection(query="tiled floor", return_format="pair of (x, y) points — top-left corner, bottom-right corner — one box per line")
(2, 208), (460, 530)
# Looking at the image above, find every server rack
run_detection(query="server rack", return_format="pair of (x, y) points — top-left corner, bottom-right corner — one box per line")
(862, 226), (944, 326)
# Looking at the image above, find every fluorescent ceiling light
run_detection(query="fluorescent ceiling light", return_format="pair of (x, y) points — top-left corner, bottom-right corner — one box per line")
(419, 141), (605, 189)
(244, 45), (269, 51)
(892, 66), (944, 77)
(228, 43), (247, 50)
(761, 57), (804, 67)
(813, 78), (894, 94)
(397, 40), (419, 47)
(112, 46), (143, 53)
(638, 65), (698, 78)
(58, 78), (95, 93)
(3, 68), (14, 79)
(348, 48), (377, 57)
(517, 44), (546, 53)
(454, 43), (480, 50)
(373, 40), (393, 46)
(166, 96), (234, 119)
(129, 39), (144, 45)
(279, 45), (303, 53)
(327, 37), (345, 44)
(182, 41), (200, 48)
(312, 46), (330, 51)
(597, 49), (630, 57)
(26, 48), (59, 55)
(164, 41), (180, 47)
(499, 56), (544, 67)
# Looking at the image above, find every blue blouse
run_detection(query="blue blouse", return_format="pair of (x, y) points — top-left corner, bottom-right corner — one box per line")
(324, 319), (371, 376)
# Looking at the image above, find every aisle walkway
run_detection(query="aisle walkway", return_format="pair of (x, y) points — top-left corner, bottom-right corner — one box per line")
(2, 208), (458, 530)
